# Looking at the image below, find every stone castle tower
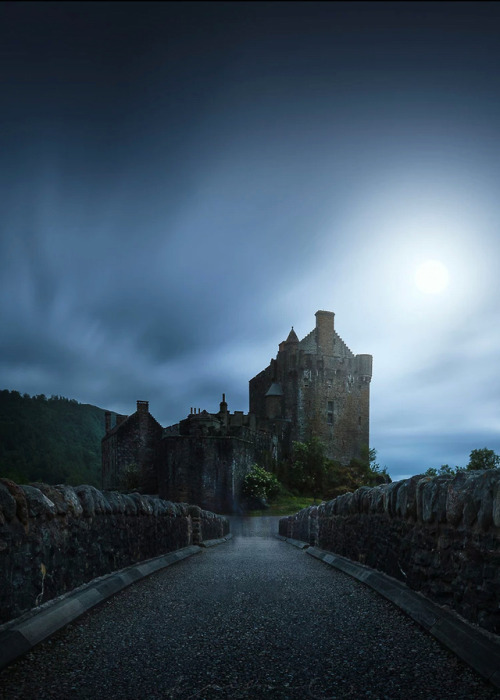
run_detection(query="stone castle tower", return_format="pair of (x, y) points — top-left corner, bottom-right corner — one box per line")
(249, 310), (372, 464)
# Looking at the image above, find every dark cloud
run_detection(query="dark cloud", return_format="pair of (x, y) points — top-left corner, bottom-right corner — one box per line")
(1, 3), (500, 479)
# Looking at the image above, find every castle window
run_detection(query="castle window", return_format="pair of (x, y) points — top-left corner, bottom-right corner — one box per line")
(327, 401), (334, 425)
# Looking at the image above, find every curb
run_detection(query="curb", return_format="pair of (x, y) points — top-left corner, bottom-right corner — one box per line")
(275, 534), (309, 549)
(302, 544), (500, 690)
(200, 533), (233, 548)
(0, 545), (202, 671)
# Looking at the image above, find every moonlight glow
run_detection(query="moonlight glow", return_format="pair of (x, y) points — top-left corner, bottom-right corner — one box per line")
(415, 260), (450, 294)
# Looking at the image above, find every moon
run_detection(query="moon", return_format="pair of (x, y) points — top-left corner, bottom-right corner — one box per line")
(415, 260), (450, 294)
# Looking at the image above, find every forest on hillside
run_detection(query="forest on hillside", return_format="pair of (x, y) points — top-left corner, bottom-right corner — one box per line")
(0, 390), (109, 487)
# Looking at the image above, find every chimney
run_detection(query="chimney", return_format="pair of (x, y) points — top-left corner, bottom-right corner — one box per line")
(105, 411), (111, 433)
(219, 393), (228, 431)
(315, 310), (335, 353)
(137, 400), (149, 414)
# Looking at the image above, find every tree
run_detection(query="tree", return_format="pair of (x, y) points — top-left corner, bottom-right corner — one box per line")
(424, 449), (500, 477)
(291, 438), (330, 503)
(288, 442), (391, 502)
(466, 448), (500, 471)
(366, 447), (391, 484)
(0, 390), (106, 486)
(322, 448), (390, 500)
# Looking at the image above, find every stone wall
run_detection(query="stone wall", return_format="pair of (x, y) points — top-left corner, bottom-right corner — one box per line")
(158, 435), (255, 513)
(0, 479), (229, 625)
(102, 403), (163, 494)
(279, 470), (500, 634)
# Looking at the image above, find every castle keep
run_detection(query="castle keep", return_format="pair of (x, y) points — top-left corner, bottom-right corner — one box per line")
(250, 310), (372, 464)
(102, 311), (372, 512)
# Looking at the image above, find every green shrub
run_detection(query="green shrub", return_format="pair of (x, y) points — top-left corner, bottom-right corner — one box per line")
(242, 465), (280, 501)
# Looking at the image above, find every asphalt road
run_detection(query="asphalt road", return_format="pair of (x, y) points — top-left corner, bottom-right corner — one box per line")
(0, 517), (498, 699)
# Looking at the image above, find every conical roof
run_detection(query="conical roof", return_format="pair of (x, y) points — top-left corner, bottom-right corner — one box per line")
(286, 327), (299, 343)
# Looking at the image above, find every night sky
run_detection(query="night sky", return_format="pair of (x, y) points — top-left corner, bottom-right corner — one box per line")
(2, 2), (500, 481)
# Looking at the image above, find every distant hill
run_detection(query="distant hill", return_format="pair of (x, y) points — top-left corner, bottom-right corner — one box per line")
(0, 390), (111, 487)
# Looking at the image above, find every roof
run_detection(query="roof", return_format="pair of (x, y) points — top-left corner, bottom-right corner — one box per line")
(265, 382), (284, 397)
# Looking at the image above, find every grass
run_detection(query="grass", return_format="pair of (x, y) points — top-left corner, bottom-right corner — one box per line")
(246, 491), (317, 516)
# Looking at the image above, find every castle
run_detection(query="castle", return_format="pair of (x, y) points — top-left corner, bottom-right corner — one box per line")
(102, 310), (372, 512)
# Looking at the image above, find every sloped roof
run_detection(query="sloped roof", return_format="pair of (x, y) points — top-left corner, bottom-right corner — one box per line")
(265, 382), (284, 397)
(286, 327), (299, 343)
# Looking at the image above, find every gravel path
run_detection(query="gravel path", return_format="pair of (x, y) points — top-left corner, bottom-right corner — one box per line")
(1, 517), (498, 699)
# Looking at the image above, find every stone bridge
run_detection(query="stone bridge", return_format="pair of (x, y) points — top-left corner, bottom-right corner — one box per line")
(0, 475), (499, 698)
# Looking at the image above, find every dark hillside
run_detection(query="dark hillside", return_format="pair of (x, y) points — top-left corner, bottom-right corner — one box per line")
(0, 390), (111, 487)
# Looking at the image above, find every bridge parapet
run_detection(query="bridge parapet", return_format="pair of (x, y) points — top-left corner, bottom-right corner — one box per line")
(0, 479), (229, 625)
(279, 470), (500, 635)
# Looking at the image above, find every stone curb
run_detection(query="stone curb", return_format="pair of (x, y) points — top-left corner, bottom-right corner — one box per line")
(275, 534), (310, 549)
(0, 545), (202, 672)
(200, 533), (233, 548)
(302, 544), (500, 690)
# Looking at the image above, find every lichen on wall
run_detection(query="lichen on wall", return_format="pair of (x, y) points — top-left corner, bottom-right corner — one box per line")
(0, 479), (229, 625)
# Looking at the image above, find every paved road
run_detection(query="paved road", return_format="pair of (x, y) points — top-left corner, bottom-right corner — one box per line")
(1, 517), (498, 699)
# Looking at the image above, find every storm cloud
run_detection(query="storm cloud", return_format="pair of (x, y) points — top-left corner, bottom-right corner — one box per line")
(1, 2), (500, 481)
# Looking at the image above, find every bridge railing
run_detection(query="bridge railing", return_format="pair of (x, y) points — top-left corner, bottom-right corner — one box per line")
(0, 479), (229, 625)
(279, 470), (500, 635)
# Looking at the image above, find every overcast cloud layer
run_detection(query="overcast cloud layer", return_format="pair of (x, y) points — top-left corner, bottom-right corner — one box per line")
(1, 2), (500, 481)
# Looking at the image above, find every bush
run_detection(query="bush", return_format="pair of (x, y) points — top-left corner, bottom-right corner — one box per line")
(241, 465), (280, 501)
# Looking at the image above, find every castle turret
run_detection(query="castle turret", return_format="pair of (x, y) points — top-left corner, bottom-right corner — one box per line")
(356, 354), (373, 381)
(286, 327), (299, 344)
(285, 327), (299, 355)
(265, 382), (283, 419)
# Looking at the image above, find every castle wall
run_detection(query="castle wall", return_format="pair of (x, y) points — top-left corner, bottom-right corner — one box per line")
(102, 406), (162, 493)
(296, 352), (371, 464)
(279, 470), (500, 634)
(0, 479), (229, 625)
(102, 430), (119, 489)
(158, 436), (255, 513)
(249, 365), (274, 418)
